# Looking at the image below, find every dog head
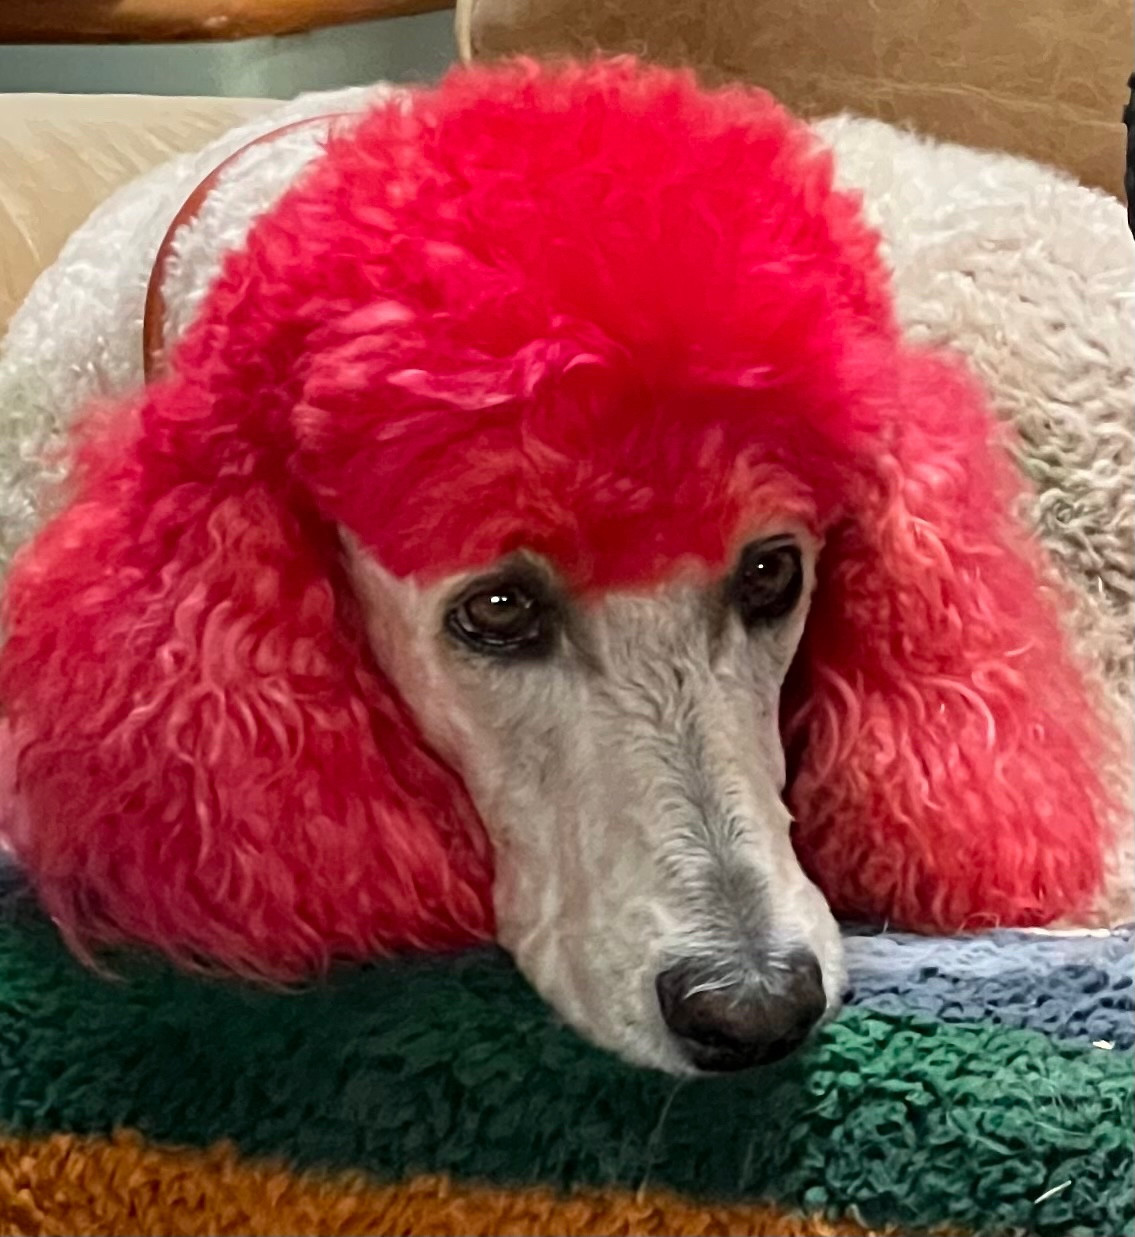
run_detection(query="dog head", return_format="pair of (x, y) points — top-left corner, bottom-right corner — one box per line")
(0, 60), (1114, 1073)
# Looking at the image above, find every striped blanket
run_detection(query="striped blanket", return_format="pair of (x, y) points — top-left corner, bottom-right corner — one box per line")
(0, 869), (1130, 1236)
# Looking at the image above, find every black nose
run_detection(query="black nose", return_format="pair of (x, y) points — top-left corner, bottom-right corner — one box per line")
(656, 949), (826, 1072)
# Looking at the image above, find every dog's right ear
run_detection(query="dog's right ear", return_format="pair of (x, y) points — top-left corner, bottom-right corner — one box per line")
(0, 385), (494, 976)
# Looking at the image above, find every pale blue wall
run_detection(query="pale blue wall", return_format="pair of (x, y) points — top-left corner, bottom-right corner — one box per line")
(0, 10), (456, 97)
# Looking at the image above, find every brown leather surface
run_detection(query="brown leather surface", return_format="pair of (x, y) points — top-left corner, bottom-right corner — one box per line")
(458, 0), (1129, 196)
(0, 0), (452, 43)
(0, 94), (276, 336)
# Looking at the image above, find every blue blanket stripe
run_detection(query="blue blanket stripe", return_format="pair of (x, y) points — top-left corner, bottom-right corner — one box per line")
(843, 926), (1134, 1048)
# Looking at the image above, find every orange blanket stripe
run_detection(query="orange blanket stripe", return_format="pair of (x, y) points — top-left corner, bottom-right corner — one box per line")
(0, 1130), (960, 1237)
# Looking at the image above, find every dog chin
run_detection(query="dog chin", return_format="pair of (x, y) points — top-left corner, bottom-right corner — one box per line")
(598, 1025), (707, 1076)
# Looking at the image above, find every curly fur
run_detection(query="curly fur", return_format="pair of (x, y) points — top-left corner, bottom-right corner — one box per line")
(0, 60), (1125, 980)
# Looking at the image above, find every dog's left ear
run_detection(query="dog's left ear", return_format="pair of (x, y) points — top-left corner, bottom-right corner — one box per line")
(785, 350), (1117, 930)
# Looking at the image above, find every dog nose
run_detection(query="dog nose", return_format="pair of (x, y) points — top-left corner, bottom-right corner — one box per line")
(656, 949), (826, 1072)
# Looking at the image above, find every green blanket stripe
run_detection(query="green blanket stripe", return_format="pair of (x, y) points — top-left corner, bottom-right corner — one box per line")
(0, 900), (1130, 1237)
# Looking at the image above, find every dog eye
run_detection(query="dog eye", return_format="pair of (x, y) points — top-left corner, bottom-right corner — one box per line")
(447, 580), (550, 655)
(731, 541), (804, 625)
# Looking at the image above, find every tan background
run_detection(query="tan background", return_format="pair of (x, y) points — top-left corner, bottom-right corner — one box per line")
(460, 0), (1129, 198)
(0, 94), (275, 334)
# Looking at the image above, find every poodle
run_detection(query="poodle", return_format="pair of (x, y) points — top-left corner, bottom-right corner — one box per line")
(0, 60), (1130, 1074)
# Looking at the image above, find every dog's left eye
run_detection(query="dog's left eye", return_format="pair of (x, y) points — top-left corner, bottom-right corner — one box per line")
(731, 540), (804, 626)
(447, 580), (550, 655)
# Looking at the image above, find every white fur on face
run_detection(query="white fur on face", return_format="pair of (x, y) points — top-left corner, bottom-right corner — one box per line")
(345, 530), (844, 1073)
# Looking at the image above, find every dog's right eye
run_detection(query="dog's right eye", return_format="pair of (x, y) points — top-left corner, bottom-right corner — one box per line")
(446, 579), (552, 657)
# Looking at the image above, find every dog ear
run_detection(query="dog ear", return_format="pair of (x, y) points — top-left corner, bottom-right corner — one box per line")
(784, 350), (1117, 930)
(0, 387), (494, 976)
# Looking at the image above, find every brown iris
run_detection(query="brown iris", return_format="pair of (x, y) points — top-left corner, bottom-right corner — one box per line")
(447, 578), (552, 656)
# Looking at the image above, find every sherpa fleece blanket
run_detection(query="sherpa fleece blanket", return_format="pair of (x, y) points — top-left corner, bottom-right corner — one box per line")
(0, 866), (1130, 1237)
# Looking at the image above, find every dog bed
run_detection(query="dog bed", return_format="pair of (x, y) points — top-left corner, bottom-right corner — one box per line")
(0, 867), (1129, 1237)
